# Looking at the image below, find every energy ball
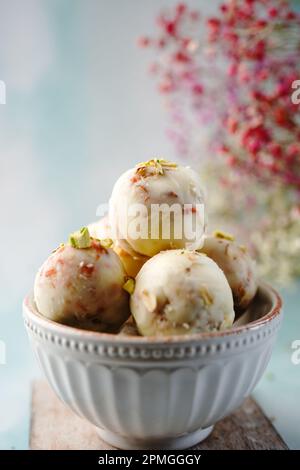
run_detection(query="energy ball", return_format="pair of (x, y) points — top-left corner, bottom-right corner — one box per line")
(34, 228), (130, 332)
(199, 231), (257, 311)
(131, 250), (234, 336)
(109, 159), (206, 257)
(88, 217), (148, 277)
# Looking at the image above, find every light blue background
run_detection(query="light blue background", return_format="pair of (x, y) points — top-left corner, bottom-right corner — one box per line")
(0, 0), (299, 449)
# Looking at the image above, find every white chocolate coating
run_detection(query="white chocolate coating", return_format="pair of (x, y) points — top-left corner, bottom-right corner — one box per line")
(199, 236), (257, 311)
(88, 216), (111, 239)
(34, 241), (130, 332)
(131, 250), (234, 336)
(109, 161), (206, 257)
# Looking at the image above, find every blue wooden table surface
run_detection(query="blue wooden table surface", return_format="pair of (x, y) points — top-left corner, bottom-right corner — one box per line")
(254, 284), (300, 450)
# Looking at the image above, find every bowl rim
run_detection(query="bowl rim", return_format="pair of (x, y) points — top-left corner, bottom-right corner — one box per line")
(23, 281), (282, 345)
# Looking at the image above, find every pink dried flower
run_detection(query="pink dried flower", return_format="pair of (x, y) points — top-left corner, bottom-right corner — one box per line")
(140, 0), (300, 191)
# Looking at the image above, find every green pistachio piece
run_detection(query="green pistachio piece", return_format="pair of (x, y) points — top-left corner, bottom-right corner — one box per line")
(199, 287), (213, 306)
(100, 238), (113, 249)
(213, 230), (235, 242)
(52, 243), (65, 254)
(136, 158), (177, 177)
(69, 227), (91, 249)
(123, 278), (135, 295)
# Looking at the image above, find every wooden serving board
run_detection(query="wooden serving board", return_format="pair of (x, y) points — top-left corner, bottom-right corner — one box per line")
(30, 380), (288, 450)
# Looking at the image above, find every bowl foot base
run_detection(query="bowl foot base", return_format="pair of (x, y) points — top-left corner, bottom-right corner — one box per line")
(96, 425), (214, 450)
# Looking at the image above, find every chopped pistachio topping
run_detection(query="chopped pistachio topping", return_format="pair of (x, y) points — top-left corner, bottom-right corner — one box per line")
(100, 238), (113, 248)
(123, 278), (135, 295)
(69, 227), (92, 249)
(157, 159), (178, 168)
(200, 287), (214, 306)
(136, 158), (177, 177)
(213, 230), (235, 242)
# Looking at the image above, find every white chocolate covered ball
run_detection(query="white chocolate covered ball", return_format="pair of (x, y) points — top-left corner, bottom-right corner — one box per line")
(109, 159), (206, 257)
(131, 250), (234, 336)
(34, 239), (130, 332)
(199, 233), (257, 311)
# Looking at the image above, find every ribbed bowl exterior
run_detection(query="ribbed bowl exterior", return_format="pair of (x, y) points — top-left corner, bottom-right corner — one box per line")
(23, 284), (282, 442)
